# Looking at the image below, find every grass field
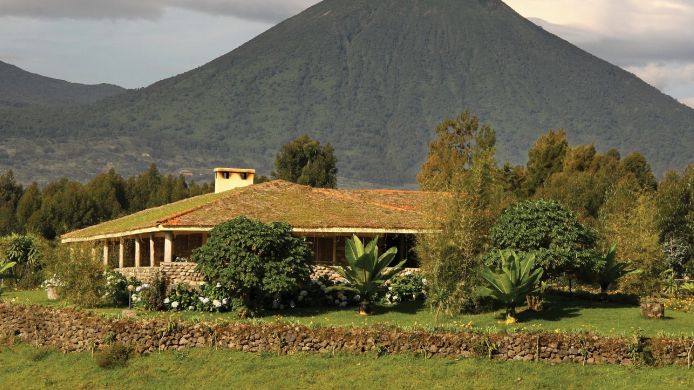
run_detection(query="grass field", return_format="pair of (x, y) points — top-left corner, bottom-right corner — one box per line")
(0, 343), (692, 390)
(5, 289), (694, 337)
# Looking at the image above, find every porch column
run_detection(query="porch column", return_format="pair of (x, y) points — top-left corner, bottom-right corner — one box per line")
(332, 237), (337, 265)
(149, 235), (156, 267)
(102, 241), (109, 266)
(164, 232), (174, 263)
(118, 238), (124, 268)
(134, 238), (141, 268)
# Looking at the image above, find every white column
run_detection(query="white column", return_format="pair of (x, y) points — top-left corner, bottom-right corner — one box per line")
(164, 232), (173, 263)
(103, 241), (109, 266)
(134, 238), (141, 268)
(118, 238), (125, 268)
(149, 235), (156, 267)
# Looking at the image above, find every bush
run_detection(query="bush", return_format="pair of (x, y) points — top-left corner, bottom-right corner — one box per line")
(381, 272), (426, 305)
(163, 282), (234, 312)
(487, 199), (601, 280)
(94, 343), (132, 369)
(134, 273), (166, 311)
(45, 243), (105, 308)
(0, 234), (49, 288)
(103, 270), (140, 306)
(192, 216), (312, 313)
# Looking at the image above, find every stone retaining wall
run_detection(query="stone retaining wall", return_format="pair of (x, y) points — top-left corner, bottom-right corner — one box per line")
(1, 304), (692, 367)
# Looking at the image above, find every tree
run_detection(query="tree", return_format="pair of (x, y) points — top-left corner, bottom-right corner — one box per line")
(599, 176), (665, 294)
(332, 235), (405, 315)
(619, 152), (658, 192)
(524, 130), (568, 196)
(86, 169), (128, 222)
(192, 216), (312, 315)
(479, 250), (543, 323)
(417, 112), (502, 318)
(16, 182), (41, 231)
(656, 166), (693, 275)
(0, 170), (23, 235)
(272, 135), (338, 188)
(487, 199), (601, 280)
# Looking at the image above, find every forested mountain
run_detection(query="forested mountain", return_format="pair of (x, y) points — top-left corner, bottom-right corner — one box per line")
(0, 61), (125, 108)
(1, 0), (693, 186)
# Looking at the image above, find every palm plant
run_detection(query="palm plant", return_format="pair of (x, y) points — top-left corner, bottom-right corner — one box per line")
(479, 250), (544, 323)
(595, 245), (637, 300)
(333, 235), (406, 315)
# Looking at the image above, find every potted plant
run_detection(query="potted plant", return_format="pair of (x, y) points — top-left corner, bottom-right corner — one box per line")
(42, 275), (62, 300)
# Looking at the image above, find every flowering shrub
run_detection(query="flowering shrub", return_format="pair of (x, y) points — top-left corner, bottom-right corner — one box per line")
(103, 270), (140, 306)
(136, 274), (166, 311)
(662, 296), (694, 313)
(381, 272), (426, 305)
(163, 282), (233, 312)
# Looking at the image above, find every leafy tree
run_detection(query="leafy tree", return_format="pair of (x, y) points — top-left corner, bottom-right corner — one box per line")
(272, 135), (338, 188)
(46, 243), (106, 308)
(192, 216), (312, 315)
(524, 130), (568, 196)
(478, 250), (543, 323)
(598, 176), (666, 294)
(16, 182), (41, 230)
(417, 112), (502, 318)
(0, 170), (23, 235)
(619, 152), (658, 192)
(417, 111), (495, 191)
(0, 233), (47, 288)
(656, 166), (693, 275)
(487, 199), (600, 280)
(86, 169), (128, 222)
(332, 235), (405, 315)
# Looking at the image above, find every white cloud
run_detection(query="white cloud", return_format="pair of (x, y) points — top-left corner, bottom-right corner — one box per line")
(0, 0), (317, 22)
(626, 63), (694, 91)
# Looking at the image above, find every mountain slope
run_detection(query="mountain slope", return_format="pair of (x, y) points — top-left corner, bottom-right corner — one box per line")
(1, 0), (692, 186)
(0, 61), (125, 108)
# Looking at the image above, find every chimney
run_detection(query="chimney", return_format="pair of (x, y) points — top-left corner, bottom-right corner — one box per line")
(214, 168), (255, 193)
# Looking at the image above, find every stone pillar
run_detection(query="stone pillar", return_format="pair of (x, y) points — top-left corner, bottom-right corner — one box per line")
(103, 241), (109, 266)
(164, 232), (174, 263)
(149, 235), (156, 267)
(118, 238), (125, 268)
(134, 238), (141, 268)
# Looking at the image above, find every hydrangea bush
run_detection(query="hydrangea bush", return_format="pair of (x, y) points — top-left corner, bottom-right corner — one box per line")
(381, 272), (426, 305)
(164, 282), (234, 312)
(103, 270), (140, 306)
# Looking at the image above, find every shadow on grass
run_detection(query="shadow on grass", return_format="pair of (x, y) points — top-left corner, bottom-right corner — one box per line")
(260, 300), (427, 320)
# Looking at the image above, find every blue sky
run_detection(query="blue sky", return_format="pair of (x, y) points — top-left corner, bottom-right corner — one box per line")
(1, 0), (693, 107)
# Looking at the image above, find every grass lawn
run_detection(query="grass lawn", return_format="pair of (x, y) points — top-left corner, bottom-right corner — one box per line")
(0, 343), (692, 390)
(5, 289), (694, 337)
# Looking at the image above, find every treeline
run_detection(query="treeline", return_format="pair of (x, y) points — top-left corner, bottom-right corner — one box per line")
(0, 165), (212, 240)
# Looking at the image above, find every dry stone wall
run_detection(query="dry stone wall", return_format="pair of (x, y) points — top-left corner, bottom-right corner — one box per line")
(1, 304), (692, 367)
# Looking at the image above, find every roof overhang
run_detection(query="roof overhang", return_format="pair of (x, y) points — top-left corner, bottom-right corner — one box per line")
(61, 226), (439, 243)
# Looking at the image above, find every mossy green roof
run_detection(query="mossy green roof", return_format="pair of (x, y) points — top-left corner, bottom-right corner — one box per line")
(62, 180), (444, 240)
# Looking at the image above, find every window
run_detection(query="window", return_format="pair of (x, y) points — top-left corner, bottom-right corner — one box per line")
(240, 172), (248, 180)
(221, 171), (230, 179)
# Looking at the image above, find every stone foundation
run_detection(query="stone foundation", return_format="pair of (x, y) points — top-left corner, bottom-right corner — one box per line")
(1, 304), (692, 367)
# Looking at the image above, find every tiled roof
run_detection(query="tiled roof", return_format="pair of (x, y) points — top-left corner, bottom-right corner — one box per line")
(62, 180), (444, 240)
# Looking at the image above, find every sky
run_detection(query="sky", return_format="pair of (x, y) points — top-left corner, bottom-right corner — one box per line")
(0, 0), (693, 107)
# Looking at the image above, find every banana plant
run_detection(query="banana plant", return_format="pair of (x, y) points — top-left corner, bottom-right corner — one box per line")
(595, 245), (637, 301)
(331, 235), (406, 315)
(478, 250), (543, 323)
(0, 259), (17, 298)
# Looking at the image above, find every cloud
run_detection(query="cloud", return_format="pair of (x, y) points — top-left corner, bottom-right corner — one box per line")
(626, 63), (694, 91)
(0, 0), (317, 22)
(681, 97), (694, 109)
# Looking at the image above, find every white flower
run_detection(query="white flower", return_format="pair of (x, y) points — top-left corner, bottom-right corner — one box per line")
(422, 278), (427, 285)
(290, 300), (296, 308)
(142, 283), (150, 289)
(188, 306), (194, 311)
(222, 298), (228, 305)
(388, 286), (393, 291)
(135, 286), (142, 293)
(213, 300), (222, 308)
(164, 298), (170, 304)
(216, 282), (222, 288)
(202, 297), (210, 304)
(353, 295), (361, 301)
(171, 301), (179, 308)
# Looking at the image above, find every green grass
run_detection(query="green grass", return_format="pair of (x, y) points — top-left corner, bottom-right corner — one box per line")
(0, 343), (692, 390)
(6, 290), (694, 337)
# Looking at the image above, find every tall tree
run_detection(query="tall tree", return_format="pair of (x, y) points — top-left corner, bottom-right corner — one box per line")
(272, 135), (338, 188)
(0, 171), (23, 235)
(86, 169), (128, 222)
(15, 182), (41, 231)
(619, 152), (658, 192)
(524, 130), (569, 196)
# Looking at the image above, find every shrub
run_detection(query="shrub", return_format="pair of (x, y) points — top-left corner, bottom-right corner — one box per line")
(381, 272), (426, 305)
(94, 343), (132, 369)
(192, 216), (312, 313)
(45, 243), (105, 308)
(487, 199), (601, 280)
(330, 235), (405, 315)
(103, 270), (140, 306)
(134, 273), (166, 311)
(164, 282), (234, 313)
(0, 234), (49, 288)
